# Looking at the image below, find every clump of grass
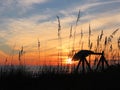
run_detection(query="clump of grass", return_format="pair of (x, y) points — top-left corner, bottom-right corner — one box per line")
(88, 23), (92, 49)
(56, 15), (61, 39)
(107, 28), (119, 44)
(56, 15), (63, 68)
(96, 30), (104, 52)
(118, 36), (120, 50)
(104, 36), (108, 50)
(72, 10), (80, 54)
(37, 38), (40, 62)
(79, 28), (84, 49)
(1, 64), (120, 90)
(18, 46), (24, 65)
(68, 25), (73, 58)
(118, 36), (120, 61)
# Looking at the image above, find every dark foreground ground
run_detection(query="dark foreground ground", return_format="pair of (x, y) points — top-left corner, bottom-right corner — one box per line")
(0, 65), (120, 90)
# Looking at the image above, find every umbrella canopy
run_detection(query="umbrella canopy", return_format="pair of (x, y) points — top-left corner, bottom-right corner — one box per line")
(72, 50), (95, 61)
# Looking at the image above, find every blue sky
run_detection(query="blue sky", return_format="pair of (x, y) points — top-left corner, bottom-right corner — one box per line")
(0, 0), (120, 63)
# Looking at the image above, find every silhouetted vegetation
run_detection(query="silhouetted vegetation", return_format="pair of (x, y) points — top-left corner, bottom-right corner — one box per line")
(0, 64), (120, 90)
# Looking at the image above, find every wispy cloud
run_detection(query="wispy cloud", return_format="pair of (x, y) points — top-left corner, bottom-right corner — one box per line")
(18, 0), (49, 6)
(59, 0), (120, 16)
(0, 0), (50, 16)
(77, 0), (120, 11)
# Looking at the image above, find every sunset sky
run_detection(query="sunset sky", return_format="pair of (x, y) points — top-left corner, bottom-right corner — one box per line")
(0, 0), (120, 65)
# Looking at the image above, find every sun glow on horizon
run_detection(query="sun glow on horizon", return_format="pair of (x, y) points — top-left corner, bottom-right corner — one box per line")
(66, 58), (72, 64)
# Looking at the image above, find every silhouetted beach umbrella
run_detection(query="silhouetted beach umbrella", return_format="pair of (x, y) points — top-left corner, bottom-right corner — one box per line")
(72, 50), (95, 61)
(72, 50), (95, 73)
(72, 50), (109, 73)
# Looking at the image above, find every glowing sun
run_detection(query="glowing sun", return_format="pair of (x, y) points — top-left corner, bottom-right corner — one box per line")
(66, 58), (72, 64)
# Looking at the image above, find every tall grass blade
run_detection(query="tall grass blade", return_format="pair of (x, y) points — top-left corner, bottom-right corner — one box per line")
(76, 10), (80, 26)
